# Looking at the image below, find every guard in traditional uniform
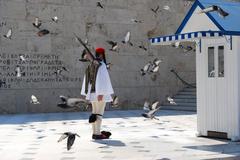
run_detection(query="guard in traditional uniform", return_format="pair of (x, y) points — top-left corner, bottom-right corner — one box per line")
(81, 47), (114, 139)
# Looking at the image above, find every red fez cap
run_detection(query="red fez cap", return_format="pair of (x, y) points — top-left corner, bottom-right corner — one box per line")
(95, 48), (105, 54)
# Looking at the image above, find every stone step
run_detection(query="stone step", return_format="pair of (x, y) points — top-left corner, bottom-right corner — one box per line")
(168, 102), (196, 106)
(161, 105), (196, 112)
(182, 88), (196, 92)
(177, 92), (196, 95)
(174, 98), (196, 103)
(161, 104), (196, 108)
(174, 95), (196, 99)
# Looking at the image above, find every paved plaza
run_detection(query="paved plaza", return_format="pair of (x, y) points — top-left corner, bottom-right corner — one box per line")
(0, 110), (240, 160)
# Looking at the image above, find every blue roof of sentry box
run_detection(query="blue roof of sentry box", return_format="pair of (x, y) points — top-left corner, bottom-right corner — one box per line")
(176, 0), (240, 35)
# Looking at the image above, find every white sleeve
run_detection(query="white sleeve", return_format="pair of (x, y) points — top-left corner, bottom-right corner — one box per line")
(95, 63), (114, 95)
(81, 75), (86, 96)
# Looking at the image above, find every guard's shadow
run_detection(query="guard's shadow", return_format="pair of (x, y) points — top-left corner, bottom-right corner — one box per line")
(93, 139), (126, 147)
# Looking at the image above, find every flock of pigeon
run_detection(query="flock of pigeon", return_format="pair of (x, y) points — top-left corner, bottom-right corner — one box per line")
(2, 0), (230, 150)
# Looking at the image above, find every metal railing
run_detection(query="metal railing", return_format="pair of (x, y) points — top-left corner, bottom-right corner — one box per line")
(170, 69), (196, 88)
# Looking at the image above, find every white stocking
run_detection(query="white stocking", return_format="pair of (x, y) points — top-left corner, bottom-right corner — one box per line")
(91, 102), (98, 134)
(95, 101), (106, 135)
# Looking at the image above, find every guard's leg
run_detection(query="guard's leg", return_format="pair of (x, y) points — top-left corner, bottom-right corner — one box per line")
(95, 101), (106, 135)
(90, 102), (97, 135)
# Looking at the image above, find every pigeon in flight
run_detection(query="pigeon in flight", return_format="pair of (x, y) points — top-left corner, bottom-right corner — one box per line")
(106, 40), (118, 51)
(149, 58), (162, 73)
(30, 95), (40, 104)
(0, 80), (6, 88)
(111, 96), (119, 107)
(151, 5), (159, 14)
(19, 54), (26, 62)
(167, 96), (176, 105)
(140, 62), (152, 76)
(199, 5), (229, 18)
(131, 19), (143, 23)
(179, 45), (194, 53)
(172, 42), (180, 48)
(163, 5), (170, 11)
(58, 132), (80, 150)
(33, 17), (41, 29)
(37, 29), (50, 37)
(122, 31), (133, 46)
(106, 63), (113, 70)
(153, 58), (162, 66)
(57, 95), (88, 109)
(15, 65), (25, 77)
(142, 101), (160, 120)
(3, 29), (12, 39)
(96, 1), (104, 8)
(139, 43), (147, 51)
(53, 67), (68, 76)
(143, 100), (150, 111)
(52, 16), (59, 23)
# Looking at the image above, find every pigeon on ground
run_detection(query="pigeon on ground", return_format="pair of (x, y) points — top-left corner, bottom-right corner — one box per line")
(167, 96), (176, 105)
(199, 5), (229, 18)
(142, 101), (160, 120)
(15, 65), (25, 77)
(122, 31), (133, 46)
(57, 95), (87, 109)
(111, 96), (119, 107)
(151, 5), (159, 14)
(52, 16), (58, 23)
(106, 40), (118, 51)
(37, 29), (50, 37)
(96, 1), (104, 8)
(58, 132), (80, 150)
(3, 29), (12, 39)
(33, 17), (41, 29)
(30, 95), (40, 104)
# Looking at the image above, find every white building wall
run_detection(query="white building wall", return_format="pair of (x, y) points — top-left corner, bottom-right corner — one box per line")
(197, 36), (240, 140)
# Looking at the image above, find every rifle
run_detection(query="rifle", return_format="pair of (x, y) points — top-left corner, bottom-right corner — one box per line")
(74, 33), (98, 63)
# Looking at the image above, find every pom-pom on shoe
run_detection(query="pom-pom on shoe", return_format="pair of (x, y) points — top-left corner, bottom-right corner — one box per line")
(101, 131), (111, 138)
(92, 134), (109, 140)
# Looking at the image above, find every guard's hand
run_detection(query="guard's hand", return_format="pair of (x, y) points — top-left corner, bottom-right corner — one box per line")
(97, 95), (103, 101)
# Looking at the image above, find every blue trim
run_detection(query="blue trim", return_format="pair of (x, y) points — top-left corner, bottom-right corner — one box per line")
(175, 0), (200, 34)
(148, 30), (240, 45)
(175, 35), (179, 40)
(181, 34), (185, 39)
(194, 32), (198, 37)
(197, 1), (225, 31)
(175, 0), (225, 34)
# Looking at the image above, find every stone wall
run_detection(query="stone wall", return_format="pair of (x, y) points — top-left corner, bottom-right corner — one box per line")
(0, 0), (196, 114)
